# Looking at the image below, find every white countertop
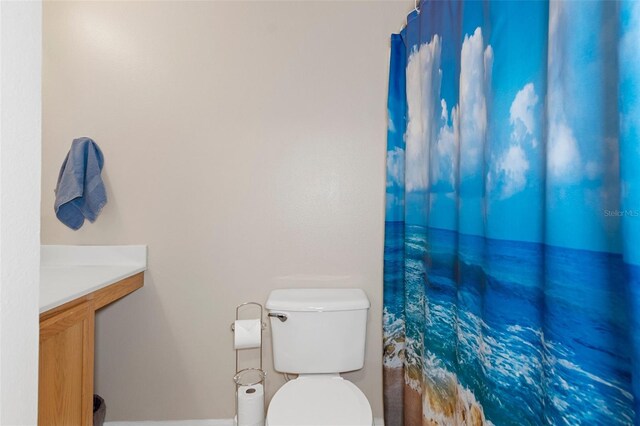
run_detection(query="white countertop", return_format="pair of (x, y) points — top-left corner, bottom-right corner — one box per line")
(40, 245), (147, 313)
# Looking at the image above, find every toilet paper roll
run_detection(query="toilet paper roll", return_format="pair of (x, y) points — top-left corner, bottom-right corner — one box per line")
(233, 319), (262, 350)
(236, 384), (264, 426)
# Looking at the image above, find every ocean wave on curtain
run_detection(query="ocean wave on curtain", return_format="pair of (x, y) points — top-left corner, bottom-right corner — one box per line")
(382, 0), (640, 425)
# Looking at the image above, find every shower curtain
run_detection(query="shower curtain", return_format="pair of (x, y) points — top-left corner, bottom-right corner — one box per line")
(383, 1), (640, 425)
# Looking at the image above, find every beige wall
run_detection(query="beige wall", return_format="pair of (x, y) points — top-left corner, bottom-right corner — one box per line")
(42, 1), (410, 421)
(1, 2), (41, 424)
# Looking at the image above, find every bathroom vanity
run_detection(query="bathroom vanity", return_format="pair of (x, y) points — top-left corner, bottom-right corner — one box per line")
(38, 246), (147, 426)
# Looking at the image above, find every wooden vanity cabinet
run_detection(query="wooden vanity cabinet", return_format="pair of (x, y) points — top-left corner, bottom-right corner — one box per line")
(39, 301), (94, 425)
(38, 272), (143, 426)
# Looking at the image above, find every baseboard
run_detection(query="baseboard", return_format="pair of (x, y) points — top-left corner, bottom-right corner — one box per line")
(106, 417), (385, 426)
(106, 421), (234, 426)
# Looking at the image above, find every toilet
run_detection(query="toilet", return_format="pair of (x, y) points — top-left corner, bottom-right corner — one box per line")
(265, 288), (373, 426)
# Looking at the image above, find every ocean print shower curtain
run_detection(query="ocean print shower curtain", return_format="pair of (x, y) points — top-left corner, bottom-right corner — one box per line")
(383, 0), (640, 425)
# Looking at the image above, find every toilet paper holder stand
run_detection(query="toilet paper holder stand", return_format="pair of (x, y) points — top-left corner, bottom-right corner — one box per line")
(231, 302), (267, 426)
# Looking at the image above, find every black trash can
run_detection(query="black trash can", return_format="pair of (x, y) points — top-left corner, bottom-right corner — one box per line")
(93, 395), (106, 426)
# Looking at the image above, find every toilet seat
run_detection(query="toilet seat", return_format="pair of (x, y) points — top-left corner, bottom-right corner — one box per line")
(266, 376), (373, 426)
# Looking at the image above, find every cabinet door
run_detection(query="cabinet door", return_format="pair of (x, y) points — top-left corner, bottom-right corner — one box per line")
(39, 301), (94, 426)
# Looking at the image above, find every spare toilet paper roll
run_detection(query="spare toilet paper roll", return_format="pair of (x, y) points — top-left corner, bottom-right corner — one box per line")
(233, 319), (262, 349)
(236, 384), (264, 426)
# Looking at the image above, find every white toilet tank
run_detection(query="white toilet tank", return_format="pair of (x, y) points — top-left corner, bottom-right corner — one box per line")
(266, 288), (370, 374)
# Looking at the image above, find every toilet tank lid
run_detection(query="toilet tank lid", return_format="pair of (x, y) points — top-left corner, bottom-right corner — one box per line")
(266, 288), (370, 312)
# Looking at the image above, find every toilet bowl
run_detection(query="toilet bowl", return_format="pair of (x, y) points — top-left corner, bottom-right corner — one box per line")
(265, 288), (372, 426)
(266, 375), (372, 426)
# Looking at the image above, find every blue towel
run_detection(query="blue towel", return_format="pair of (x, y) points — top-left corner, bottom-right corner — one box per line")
(54, 137), (107, 230)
